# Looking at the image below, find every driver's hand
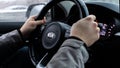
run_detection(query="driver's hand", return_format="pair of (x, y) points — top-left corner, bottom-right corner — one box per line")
(20, 16), (45, 38)
(70, 15), (100, 47)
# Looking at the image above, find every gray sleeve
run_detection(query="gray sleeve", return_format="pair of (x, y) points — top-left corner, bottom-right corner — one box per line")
(45, 39), (89, 68)
(0, 30), (24, 63)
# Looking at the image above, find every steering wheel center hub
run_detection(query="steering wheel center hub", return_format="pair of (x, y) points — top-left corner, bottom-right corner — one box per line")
(42, 22), (63, 49)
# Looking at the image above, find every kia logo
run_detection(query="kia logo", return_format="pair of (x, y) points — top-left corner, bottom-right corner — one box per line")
(47, 32), (56, 39)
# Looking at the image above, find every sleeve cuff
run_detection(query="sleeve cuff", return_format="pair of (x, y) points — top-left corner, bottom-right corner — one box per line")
(17, 29), (26, 43)
(67, 36), (88, 50)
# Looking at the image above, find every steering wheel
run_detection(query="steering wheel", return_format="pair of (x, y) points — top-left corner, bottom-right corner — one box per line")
(29, 0), (89, 67)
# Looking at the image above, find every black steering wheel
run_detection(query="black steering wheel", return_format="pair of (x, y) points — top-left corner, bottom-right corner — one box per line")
(29, 0), (89, 67)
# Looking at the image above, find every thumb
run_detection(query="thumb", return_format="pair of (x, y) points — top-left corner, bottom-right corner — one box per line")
(85, 15), (96, 21)
(35, 17), (46, 25)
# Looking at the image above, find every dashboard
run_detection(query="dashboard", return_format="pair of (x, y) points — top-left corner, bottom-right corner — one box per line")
(86, 2), (119, 40)
(86, 2), (120, 68)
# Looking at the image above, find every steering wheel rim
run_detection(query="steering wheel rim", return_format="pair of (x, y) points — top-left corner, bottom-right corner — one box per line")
(29, 0), (89, 67)
(36, 0), (89, 20)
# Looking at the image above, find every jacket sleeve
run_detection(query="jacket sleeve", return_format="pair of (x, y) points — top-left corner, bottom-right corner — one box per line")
(0, 30), (24, 63)
(37, 38), (89, 68)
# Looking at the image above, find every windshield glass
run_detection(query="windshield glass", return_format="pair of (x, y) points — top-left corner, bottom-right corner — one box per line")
(0, 0), (119, 22)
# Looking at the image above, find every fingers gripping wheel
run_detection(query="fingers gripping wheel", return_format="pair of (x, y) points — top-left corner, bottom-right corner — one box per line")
(29, 0), (89, 67)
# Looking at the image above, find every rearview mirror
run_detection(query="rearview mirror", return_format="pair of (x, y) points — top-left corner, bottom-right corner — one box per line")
(26, 3), (46, 18)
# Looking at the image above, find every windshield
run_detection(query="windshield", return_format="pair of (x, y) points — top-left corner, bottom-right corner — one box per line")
(0, 0), (119, 22)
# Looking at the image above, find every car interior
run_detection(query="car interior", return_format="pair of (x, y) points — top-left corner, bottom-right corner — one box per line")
(0, 0), (119, 68)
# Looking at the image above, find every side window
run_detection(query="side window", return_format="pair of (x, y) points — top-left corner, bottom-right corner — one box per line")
(0, 0), (49, 22)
